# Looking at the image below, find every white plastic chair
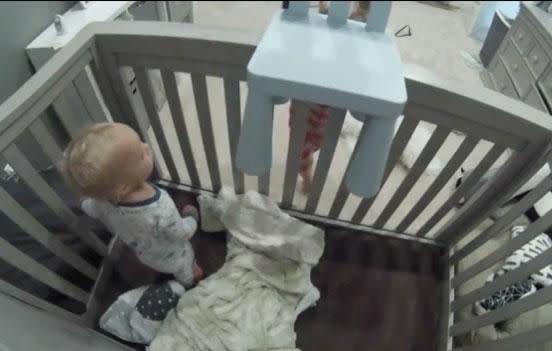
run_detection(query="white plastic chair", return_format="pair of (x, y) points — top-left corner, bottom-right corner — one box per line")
(237, 1), (406, 198)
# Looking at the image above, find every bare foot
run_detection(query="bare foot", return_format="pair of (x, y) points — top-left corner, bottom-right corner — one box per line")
(193, 262), (204, 283)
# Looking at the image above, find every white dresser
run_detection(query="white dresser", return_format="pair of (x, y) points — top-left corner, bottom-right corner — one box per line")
(483, 2), (551, 113)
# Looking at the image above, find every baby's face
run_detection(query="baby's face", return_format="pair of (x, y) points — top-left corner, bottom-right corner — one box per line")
(111, 123), (154, 185)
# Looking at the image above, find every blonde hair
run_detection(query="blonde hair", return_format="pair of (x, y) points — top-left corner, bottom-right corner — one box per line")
(62, 123), (138, 201)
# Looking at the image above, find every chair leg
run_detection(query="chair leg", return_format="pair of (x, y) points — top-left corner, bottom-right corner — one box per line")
(236, 90), (274, 175)
(273, 96), (289, 105)
(346, 114), (397, 197)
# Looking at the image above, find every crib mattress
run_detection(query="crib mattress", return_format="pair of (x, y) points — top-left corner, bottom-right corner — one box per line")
(190, 218), (445, 351)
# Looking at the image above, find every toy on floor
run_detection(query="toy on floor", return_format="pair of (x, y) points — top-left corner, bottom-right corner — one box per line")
(237, 0), (407, 198)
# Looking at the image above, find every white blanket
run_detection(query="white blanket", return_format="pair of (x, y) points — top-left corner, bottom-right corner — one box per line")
(149, 189), (325, 351)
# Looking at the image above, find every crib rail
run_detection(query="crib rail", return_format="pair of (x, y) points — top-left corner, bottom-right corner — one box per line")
(0, 25), (113, 325)
(444, 150), (552, 350)
(1, 20), (552, 350)
(91, 22), (552, 240)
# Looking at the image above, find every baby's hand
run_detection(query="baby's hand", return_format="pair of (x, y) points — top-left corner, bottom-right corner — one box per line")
(181, 205), (199, 222)
(193, 262), (204, 283)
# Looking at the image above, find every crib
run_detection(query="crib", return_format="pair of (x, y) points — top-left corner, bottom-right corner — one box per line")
(1, 20), (552, 350)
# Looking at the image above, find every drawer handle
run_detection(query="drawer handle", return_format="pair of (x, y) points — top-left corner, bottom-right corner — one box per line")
(532, 55), (539, 64)
(513, 64), (519, 71)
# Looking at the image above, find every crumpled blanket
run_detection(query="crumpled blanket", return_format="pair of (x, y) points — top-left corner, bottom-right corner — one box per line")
(149, 188), (325, 351)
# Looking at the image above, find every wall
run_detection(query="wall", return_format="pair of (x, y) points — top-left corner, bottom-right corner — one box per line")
(0, 1), (76, 170)
(0, 2), (75, 103)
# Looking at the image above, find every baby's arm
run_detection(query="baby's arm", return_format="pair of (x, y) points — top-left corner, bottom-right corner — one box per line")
(166, 205), (198, 242)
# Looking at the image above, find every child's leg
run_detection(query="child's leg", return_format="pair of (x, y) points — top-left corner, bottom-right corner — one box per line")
(300, 153), (314, 194)
(319, 1), (329, 14)
(350, 1), (369, 22)
(172, 242), (201, 287)
(192, 262), (204, 282)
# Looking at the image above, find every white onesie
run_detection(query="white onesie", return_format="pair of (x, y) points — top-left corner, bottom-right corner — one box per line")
(82, 185), (197, 286)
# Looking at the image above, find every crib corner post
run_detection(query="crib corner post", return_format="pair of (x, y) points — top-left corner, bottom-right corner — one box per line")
(438, 250), (453, 351)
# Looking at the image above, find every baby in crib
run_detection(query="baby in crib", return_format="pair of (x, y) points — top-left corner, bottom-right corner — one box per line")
(62, 122), (203, 287)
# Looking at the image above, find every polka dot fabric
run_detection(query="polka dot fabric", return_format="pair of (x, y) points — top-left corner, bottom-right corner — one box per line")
(136, 282), (180, 321)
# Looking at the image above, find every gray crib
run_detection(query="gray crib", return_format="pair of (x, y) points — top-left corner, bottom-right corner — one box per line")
(1, 21), (552, 351)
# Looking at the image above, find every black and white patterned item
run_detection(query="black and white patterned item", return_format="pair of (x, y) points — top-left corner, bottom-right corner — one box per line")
(136, 282), (180, 321)
(99, 280), (185, 344)
(476, 226), (552, 316)
(477, 276), (535, 313)
(507, 226), (552, 286)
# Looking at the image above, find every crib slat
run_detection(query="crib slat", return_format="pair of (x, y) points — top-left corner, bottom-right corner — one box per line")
(304, 107), (346, 214)
(436, 143), (550, 247)
(191, 74), (222, 192)
(450, 324), (552, 351)
(452, 214), (552, 312)
(83, 239), (121, 324)
(116, 53), (246, 81)
(328, 177), (350, 219)
(373, 126), (450, 228)
(406, 102), (527, 152)
(0, 51), (91, 153)
(258, 174), (270, 196)
(101, 54), (161, 179)
(0, 236), (89, 303)
(451, 285), (552, 337)
(93, 50), (148, 145)
(73, 66), (109, 123)
(439, 264), (453, 351)
(4, 145), (107, 257)
(351, 117), (420, 223)
(452, 208), (552, 290)
(52, 94), (87, 138)
(281, 101), (310, 208)
(223, 79), (245, 194)
(134, 68), (180, 182)
(161, 70), (200, 188)
(89, 46), (123, 125)
(29, 120), (63, 164)
(396, 136), (478, 233)
(450, 173), (552, 265)
(417, 144), (505, 237)
(0, 181), (99, 280)
(0, 279), (82, 324)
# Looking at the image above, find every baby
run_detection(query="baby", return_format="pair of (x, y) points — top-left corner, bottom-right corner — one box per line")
(62, 122), (203, 287)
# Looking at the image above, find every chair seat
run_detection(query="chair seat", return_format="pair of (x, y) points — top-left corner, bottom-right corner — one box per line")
(248, 10), (407, 117)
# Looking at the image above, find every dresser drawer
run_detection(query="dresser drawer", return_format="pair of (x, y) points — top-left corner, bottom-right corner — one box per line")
(527, 43), (550, 79)
(501, 40), (533, 97)
(524, 85), (547, 112)
(539, 69), (552, 104)
(490, 59), (518, 99)
(512, 21), (535, 56)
